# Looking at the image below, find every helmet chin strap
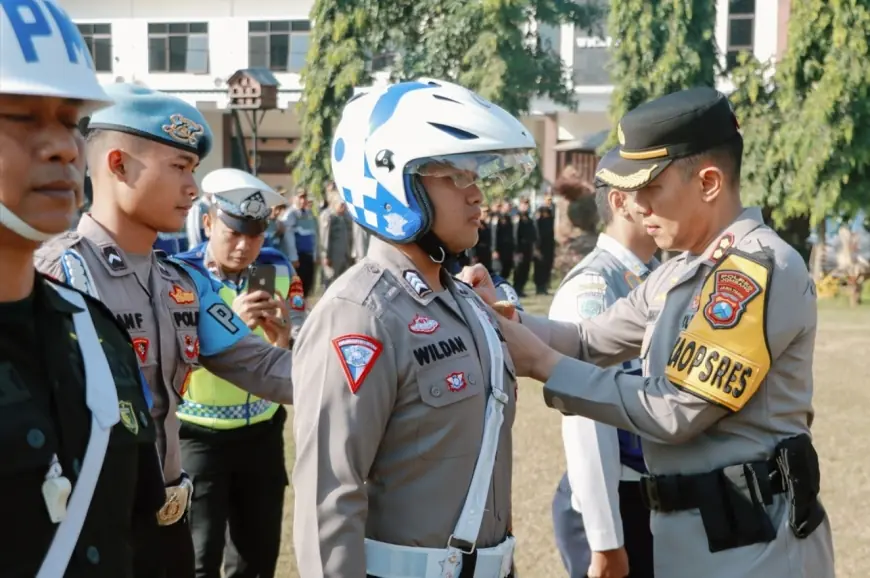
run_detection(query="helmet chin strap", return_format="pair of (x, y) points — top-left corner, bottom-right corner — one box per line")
(0, 202), (55, 242)
(415, 230), (453, 264)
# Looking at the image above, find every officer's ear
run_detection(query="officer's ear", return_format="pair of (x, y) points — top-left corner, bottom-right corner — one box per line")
(698, 165), (724, 204)
(608, 189), (629, 219)
(202, 210), (213, 237)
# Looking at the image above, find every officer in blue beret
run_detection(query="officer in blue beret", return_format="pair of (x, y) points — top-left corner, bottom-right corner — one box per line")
(35, 84), (296, 578)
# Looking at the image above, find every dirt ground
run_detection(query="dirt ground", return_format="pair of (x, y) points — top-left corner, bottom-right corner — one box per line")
(272, 295), (870, 578)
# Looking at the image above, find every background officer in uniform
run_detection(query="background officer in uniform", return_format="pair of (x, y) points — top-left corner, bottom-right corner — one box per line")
(0, 3), (164, 575)
(292, 78), (536, 578)
(34, 84), (295, 578)
(319, 190), (353, 288)
(466, 87), (835, 578)
(550, 168), (658, 578)
(173, 168), (305, 578)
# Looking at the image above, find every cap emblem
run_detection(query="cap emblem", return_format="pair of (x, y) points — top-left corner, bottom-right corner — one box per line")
(162, 114), (204, 147)
(239, 192), (268, 219)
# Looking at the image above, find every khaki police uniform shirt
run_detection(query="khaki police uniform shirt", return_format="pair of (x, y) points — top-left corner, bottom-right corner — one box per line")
(320, 208), (353, 271)
(520, 207), (834, 577)
(292, 237), (517, 578)
(35, 214), (294, 483)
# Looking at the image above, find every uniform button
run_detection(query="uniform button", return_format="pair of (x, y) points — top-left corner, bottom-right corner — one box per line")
(73, 459), (81, 476)
(86, 546), (100, 564)
(27, 428), (45, 448)
(430, 386), (442, 398)
(550, 397), (566, 412)
(139, 411), (149, 426)
(468, 375), (477, 385)
(366, 264), (381, 274)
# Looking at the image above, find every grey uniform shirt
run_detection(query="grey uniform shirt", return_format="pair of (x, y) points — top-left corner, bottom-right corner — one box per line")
(551, 233), (656, 551)
(320, 209), (353, 268)
(34, 214), (294, 483)
(520, 207), (834, 578)
(292, 237), (518, 578)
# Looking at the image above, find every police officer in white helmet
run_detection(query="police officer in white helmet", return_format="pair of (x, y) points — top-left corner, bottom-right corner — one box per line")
(292, 78), (535, 578)
(0, 1), (165, 577)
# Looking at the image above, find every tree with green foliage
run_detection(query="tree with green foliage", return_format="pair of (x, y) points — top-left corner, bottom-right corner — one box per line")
(390, 0), (601, 117)
(292, 0), (602, 201)
(729, 0), (870, 274)
(290, 2), (374, 202)
(602, 0), (719, 150)
(766, 0), (870, 227)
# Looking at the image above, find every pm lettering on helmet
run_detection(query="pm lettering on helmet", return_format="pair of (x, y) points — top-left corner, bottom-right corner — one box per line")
(0, 0), (94, 68)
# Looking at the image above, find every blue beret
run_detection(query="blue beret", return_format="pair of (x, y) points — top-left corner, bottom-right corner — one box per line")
(87, 83), (213, 159)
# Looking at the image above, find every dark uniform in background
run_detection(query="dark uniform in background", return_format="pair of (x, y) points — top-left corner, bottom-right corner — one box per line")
(1, 275), (164, 577)
(513, 202), (537, 296)
(533, 201), (555, 294)
(471, 207), (494, 273)
(495, 211), (516, 280)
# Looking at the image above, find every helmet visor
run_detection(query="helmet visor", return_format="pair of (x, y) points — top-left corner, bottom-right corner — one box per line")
(407, 149), (536, 194)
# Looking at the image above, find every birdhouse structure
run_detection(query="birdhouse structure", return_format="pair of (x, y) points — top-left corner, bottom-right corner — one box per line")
(226, 68), (280, 110)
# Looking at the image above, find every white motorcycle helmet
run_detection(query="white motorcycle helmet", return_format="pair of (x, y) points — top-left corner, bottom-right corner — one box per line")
(0, 0), (113, 241)
(330, 78), (537, 261)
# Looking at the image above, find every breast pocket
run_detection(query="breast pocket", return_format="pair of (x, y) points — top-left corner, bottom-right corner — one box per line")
(0, 401), (57, 481)
(414, 353), (486, 460)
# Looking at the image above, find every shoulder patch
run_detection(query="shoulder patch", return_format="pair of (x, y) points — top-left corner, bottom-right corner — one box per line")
(332, 334), (383, 394)
(403, 269), (432, 298)
(60, 248), (100, 298)
(576, 293), (606, 319)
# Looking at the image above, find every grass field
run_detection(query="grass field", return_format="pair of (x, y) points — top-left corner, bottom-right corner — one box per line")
(272, 294), (870, 578)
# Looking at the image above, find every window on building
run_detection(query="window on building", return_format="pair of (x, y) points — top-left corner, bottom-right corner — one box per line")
(148, 22), (209, 73)
(726, 0), (755, 70)
(77, 23), (113, 73)
(248, 20), (311, 73)
(572, 0), (611, 86)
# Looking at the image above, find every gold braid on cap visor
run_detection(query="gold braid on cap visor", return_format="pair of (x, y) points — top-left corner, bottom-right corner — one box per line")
(595, 164), (659, 190)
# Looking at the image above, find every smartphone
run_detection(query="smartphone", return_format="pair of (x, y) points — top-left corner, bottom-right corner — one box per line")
(247, 265), (277, 296)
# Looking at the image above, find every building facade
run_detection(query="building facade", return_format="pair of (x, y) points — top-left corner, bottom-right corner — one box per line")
(63, 0), (791, 190)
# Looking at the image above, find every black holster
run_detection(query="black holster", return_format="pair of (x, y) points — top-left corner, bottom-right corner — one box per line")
(775, 434), (826, 539)
(640, 434), (826, 553)
(697, 461), (778, 552)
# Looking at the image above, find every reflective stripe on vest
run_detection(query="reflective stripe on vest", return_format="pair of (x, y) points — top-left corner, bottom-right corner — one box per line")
(177, 266), (290, 430)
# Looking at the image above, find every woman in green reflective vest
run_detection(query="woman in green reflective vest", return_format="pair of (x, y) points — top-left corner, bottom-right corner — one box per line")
(174, 169), (307, 578)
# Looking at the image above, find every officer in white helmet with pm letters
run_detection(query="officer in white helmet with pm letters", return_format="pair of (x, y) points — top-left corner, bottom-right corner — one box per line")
(292, 79), (536, 578)
(0, 1), (166, 576)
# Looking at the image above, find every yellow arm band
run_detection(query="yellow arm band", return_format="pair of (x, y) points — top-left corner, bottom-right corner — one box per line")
(665, 250), (773, 412)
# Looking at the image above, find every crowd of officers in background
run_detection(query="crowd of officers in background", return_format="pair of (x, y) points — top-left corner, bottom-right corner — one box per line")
(77, 178), (558, 297)
(166, 185), (559, 299)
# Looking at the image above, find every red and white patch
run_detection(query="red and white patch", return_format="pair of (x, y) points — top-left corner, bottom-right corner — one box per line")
(408, 314), (440, 334)
(289, 275), (305, 311)
(445, 371), (467, 392)
(332, 334), (383, 394)
(132, 337), (149, 364)
(183, 335), (199, 360)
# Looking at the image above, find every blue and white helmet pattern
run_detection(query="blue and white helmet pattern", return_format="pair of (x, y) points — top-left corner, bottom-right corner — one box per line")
(330, 78), (537, 244)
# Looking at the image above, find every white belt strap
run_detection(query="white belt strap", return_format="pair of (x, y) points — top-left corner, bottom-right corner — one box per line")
(440, 298), (509, 573)
(37, 284), (120, 578)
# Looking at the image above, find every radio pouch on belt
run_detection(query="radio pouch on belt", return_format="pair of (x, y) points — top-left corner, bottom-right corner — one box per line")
(775, 434), (826, 539)
(697, 463), (777, 553)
